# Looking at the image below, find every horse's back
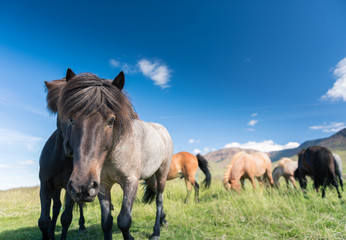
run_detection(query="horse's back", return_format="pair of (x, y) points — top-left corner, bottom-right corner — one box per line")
(135, 120), (173, 179)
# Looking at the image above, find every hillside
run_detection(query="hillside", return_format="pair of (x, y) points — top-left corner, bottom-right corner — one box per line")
(270, 128), (346, 161)
(203, 128), (346, 166)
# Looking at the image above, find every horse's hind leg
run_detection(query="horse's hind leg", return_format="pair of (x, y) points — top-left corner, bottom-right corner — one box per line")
(38, 181), (54, 240)
(49, 189), (62, 238)
(331, 178), (342, 199)
(184, 179), (193, 204)
(78, 203), (86, 232)
(289, 176), (297, 189)
(60, 192), (75, 240)
(192, 181), (200, 202)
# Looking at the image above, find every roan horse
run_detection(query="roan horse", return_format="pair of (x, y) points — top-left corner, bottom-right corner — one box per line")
(47, 69), (173, 240)
(39, 79), (86, 240)
(167, 152), (211, 203)
(332, 153), (344, 191)
(223, 151), (274, 191)
(272, 158), (297, 188)
(294, 146), (341, 198)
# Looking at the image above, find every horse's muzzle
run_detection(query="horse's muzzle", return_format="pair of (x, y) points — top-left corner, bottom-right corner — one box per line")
(67, 180), (99, 203)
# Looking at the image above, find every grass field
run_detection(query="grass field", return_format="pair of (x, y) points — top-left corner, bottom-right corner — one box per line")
(0, 172), (345, 240)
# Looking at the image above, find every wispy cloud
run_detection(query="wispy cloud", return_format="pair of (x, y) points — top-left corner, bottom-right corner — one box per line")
(137, 59), (172, 89)
(224, 140), (299, 153)
(309, 122), (345, 133)
(189, 139), (200, 144)
(17, 160), (35, 166)
(109, 58), (172, 89)
(248, 119), (258, 127)
(0, 128), (43, 151)
(251, 113), (258, 117)
(321, 57), (346, 101)
(193, 147), (215, 155)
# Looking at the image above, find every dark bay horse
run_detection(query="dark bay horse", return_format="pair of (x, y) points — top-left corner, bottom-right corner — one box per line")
(39, 79), (86, 240)
(47, 69), (173, 240)
(294, 146), (341, 198)
(223, 151), (274, 191)
(167, 152), (211, 203)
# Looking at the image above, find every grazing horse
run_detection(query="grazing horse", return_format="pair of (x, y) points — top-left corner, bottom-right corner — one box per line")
(294, 146), (341, 198)
(272, 158), (297, 188)
(39, 79), (86, 240)
(47, 69), (173, 240)
(223, 151), (274, 191)
(332, 153), (344, 191)
(167, 152), (211, 203)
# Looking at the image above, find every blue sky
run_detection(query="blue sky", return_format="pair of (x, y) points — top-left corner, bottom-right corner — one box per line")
(1, 0), (346, 190)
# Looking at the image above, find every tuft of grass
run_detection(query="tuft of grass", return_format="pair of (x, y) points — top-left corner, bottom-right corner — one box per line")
(0, 178), (345, 240)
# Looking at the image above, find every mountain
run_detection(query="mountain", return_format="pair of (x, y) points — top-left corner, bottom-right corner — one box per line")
(269, 128), (346, 161)
(203, 128), (346, 165)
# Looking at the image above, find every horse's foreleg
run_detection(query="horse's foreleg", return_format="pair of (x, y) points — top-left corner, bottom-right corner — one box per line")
(98, 184), (113, 240)
(118, 178), (138, 240)
(78, 203), (86, 232)
(60, 192), (75, 240)
(289, 176), (297, 188)
(49, 189), (62, 238)
(38, 181), (53, 240)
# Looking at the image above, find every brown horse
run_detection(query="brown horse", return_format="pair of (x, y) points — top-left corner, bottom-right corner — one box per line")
(272, 158), (297, 188)
(223, 151), (274, 191)
(294, 146), (341, 198)
(167, 152), (211, 203)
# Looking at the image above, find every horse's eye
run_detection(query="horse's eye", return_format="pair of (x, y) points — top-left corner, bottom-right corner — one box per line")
(107, 117), (116, 127)
(68, 117), (74, 125)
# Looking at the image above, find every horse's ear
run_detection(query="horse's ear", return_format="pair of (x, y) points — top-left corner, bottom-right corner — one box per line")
(44, 81), (52, 89)
(112, 71), (125, 90)
(66, 68), (76, 81)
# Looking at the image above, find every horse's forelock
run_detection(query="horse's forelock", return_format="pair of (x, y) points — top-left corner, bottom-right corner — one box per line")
(57, 73), (138, 139)
(45, 79), (66, 113)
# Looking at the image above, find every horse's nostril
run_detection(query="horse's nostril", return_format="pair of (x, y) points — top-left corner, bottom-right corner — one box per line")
(92, 181), (99, 189)
(89, 188), (96, 196)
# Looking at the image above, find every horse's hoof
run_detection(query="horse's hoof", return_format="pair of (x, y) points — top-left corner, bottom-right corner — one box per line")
(150, 236), (160, 240)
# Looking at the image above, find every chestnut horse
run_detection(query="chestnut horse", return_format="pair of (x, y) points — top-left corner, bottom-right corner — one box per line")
(294, 146), (341, 198)
(46, 69), (173, 240)
(223, 151), (274, 191)
(39, 79), (86, 240)
(272, 158), (297, 188)
(167, 152), (211, 203)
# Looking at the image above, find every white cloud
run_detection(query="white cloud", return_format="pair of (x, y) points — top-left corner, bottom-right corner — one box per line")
(109, 59), (121, 68)
(0, 128), (43, 151)
(18, 160), (35, 166)
(309, 122), (345, 133)
(224, 140), (299, 153)
(251, 113), (258, 117)
(322, 57), (346, 101)
(193, 149), (202, 155)
(248, 119), (258, 127)
(137, 59), (172, 89)
(189, 139), (200, 144)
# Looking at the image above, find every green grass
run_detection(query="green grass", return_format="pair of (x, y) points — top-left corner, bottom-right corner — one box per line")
(0, 177), (345, 240)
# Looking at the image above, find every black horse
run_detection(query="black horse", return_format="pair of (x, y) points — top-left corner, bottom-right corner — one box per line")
(294, 146), (341, 198)
(38, 79), (86, 240)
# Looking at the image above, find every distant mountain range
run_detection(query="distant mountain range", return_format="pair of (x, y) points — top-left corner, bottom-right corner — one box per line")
(204, 128), (346, 164)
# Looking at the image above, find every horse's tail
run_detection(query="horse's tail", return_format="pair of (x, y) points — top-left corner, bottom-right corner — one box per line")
(196, 154), (211, 189)
(141, 181), (156, 204)
(333, 154), (344, 191)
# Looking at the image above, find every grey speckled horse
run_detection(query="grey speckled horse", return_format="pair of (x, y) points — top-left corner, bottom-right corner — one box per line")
(47, 69), (173, 240)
